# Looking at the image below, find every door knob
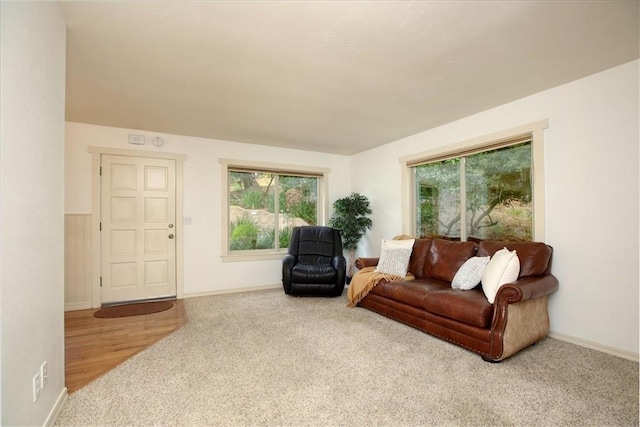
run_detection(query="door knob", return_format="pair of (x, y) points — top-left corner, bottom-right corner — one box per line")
(168, 224), (174, 228)
(168, 234), (174, 239)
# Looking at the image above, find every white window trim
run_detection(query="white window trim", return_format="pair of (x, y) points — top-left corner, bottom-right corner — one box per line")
(219, 158), (330, 262)
(400, 120), (549, 242)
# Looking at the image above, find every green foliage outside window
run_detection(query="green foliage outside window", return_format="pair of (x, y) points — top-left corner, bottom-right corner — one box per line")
(286, 200), (316, 226)
(229, 171), (318, 251)
(239, 189), (266, 210)
(415, 142), (532, 241)
(229, 216), (259, 250)
(255, 226), (294, 250)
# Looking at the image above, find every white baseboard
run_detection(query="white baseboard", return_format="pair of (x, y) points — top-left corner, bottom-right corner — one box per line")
(65, 302), (92, 312)
(45, 387), (68, 427)
(549, 331), (639, 363)
(184, 284), (281, 299)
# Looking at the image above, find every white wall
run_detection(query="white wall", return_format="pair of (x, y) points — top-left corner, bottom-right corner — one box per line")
(65, 62), (639, 359)
(65, 123), (351, 296)
(351, 60), (640, 359)
(0, 2), (67, 425)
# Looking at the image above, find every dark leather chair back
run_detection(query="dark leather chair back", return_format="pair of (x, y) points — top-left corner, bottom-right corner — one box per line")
(288, 226), (343, 265)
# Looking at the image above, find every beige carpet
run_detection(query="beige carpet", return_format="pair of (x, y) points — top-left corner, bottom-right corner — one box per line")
(56, 288), (638, 426)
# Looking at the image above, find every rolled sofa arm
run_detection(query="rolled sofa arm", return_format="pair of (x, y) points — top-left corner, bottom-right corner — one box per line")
(495, 274), (559, 305)
(355, 257), (380, 270)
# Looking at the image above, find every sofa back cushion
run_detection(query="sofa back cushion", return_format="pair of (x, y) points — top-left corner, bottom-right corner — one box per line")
(407, 239), (432, 279)
(477, 241), (552, 277)
(424, 239), (478, 282)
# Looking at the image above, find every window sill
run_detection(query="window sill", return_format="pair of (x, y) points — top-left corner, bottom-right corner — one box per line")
(221, 251), (287, 263)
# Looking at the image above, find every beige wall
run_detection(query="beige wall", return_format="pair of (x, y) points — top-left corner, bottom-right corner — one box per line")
(65, 123), (352, 296)
(0, 2), (67, 425)
(351, 60), (640, 359)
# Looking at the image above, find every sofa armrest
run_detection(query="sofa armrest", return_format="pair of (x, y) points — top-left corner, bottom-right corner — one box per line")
(495, 274), (559, 305)
(488, 274), (558, 361)
(355, 257), (380, 270)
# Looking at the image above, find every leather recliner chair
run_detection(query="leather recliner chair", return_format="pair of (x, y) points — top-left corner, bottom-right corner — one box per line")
(282, 226), (346, 297)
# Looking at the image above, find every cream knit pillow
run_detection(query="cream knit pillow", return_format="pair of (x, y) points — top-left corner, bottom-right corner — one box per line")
(374, 238), (415, 278)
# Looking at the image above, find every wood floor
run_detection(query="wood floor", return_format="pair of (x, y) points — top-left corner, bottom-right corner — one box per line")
(64, 300), (188, 393)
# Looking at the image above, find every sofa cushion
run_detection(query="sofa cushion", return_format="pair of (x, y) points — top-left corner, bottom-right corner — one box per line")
(423, 288), (494, 328)
(407, 239), (431, 279)
(291, 264), (337, 284)
(370, 278), (449, 309)
(478, 241), (552, 277)
(424, 239), (478, 282)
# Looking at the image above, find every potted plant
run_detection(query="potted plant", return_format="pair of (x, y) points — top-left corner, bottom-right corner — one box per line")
(329, 192), (372, 282)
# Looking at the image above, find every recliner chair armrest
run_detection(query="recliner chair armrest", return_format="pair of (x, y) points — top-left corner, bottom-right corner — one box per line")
(282, 254), (298, 294)
(283, 254), (297, 269)
(332, 255), (347, 286)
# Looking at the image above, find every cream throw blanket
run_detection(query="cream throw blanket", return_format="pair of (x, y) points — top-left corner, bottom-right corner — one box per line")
(347, 266), (415, 308)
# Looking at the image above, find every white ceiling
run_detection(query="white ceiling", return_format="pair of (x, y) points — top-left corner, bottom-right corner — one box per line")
(60, 1), (639, 155)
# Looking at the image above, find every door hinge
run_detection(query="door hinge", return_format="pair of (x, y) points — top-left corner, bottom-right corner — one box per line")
(99, 166), (102, 176)
(99, 222), (102, 231)
(100, 277), (102, 287)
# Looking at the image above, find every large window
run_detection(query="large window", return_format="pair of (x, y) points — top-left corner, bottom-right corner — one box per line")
(220, 159), (327, 260)
(414, 141), (532, 241)
(403, 121), (547, 242)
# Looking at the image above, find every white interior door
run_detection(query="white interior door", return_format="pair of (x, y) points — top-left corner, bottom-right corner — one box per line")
(100, 154), (176, 304)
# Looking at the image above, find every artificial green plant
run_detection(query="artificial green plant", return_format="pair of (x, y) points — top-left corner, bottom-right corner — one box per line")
(329, 192), (372, 278)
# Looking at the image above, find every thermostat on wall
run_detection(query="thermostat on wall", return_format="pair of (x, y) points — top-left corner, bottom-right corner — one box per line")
(128, 134), (145, 145)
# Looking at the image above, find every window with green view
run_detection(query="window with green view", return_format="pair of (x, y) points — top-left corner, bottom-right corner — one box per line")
(228, 170), (319, 252)
(413, 141), (533, 242)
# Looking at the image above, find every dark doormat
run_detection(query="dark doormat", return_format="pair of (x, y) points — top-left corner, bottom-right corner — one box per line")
(94, 301), (174, 318)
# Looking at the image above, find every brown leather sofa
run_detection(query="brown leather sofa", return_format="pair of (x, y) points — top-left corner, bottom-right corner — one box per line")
(355, 238), (558, 362)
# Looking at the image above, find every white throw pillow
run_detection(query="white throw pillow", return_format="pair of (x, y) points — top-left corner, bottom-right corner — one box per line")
(452, 256), (490, 290)
(374, 238), (415, 277)
(482, 248), (520, 303)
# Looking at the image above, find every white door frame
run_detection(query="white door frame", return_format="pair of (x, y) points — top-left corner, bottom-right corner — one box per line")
(89, 146), (186, 308)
